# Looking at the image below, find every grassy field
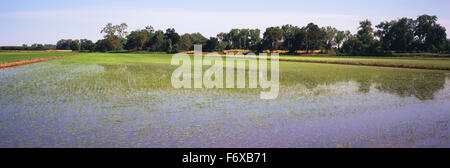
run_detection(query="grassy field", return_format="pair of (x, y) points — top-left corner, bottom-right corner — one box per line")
(278, 55), (450, 69)
(1, 52), (449, 147)
(51, 53), (448, 100)
(56, 53), (171, 65)
(0, 52), (80, 64)
(2, 52), (449, 70)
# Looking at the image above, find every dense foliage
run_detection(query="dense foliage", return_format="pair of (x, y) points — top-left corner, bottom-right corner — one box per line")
(0, 44), (56, 50)
(2, 15), (448, 55)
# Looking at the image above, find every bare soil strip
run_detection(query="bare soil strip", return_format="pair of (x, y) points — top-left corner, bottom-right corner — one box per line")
(0, 54), (81, 69)
(0, 50), (72, 53)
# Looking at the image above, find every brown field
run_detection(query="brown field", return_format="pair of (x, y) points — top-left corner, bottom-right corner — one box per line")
(0, 54), (80, 69)
(296, 50), (323, 54)
(223, 49), (252, 54)
(0, 50), (73, 53)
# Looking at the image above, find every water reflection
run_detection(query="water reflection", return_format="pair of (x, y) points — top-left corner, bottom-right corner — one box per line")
(374, 73), (446, 100)
(70, 63), (449, 101)
(280, 63), (447, 100)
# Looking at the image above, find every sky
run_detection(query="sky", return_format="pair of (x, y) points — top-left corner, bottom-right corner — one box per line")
(1, 0), (450, 46)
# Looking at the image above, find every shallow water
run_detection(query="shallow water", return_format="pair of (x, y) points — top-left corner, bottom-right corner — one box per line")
(0, 62), (449, 147)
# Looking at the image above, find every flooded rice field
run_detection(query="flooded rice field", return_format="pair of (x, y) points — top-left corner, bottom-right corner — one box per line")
(0, 61), (449, 147)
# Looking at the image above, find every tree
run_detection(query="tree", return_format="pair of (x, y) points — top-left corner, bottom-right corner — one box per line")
(56, 39), (71, 50)
(390, 18), (415, 52)
(216, 32), (230, 51)
(281, 24), (300, 52)
(238, 29), (249, 49)
(293, 29), (307, 51)
(43, 44), (56, 50)
(343, 20), (382, 55)
(303, 23), (326, 53)
(80, 39), (95, 51)
(144, 26), (155, 34)
(164, 28), (180, 45)
(189, 33), (208, 49)
(262, 26), (282, 50)
(323, 26), (338, 50)
(141, 26), (156, 50)
(147, 30), (165, 51)
(177, 34), (193, 52)
(219, 29), (261, 50)
(165, 39), (175, 53)
(50, 14), (448, 55)
(248, 29), (261, 50)
(217, 32), (227, 42)
(69, 40), (80, 51)
(226, 29), (240, 49)
(205, 37), (219, 52)
(376, 18), (415, 52)
(101, 23), (128, 39)
(334, 30), (351, 50)
(126, 30), (149, 51)
(342, 36), (363, 55)
(101, 23), (128, 51)
(31, 43), (45, 50)
(56, 39), (79, 50)
(95, 39), (109, 52)
(414, 15), (447, 52)
(445, 39), (450, 53)
(106, 36), (123, 51)
(357, 20), (374, 44)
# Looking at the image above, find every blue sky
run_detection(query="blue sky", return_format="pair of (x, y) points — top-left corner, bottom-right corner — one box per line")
(1, 0), (449, 46)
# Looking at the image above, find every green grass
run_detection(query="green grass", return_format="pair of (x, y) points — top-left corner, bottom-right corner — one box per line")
(278, 55), (450, 68)
(51, 53), (448, 100)
(1, 52), (447, 100)
(4, 52), (449, 69)
(390, 52), (450, 57)
(57, 53), (171, 65)
(0, 52), (80, 64)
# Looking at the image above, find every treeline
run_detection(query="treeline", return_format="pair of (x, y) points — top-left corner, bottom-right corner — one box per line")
(56, 39), (95, 51)
(53, 14), (449, 55)
(0, 44), (56, 50)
